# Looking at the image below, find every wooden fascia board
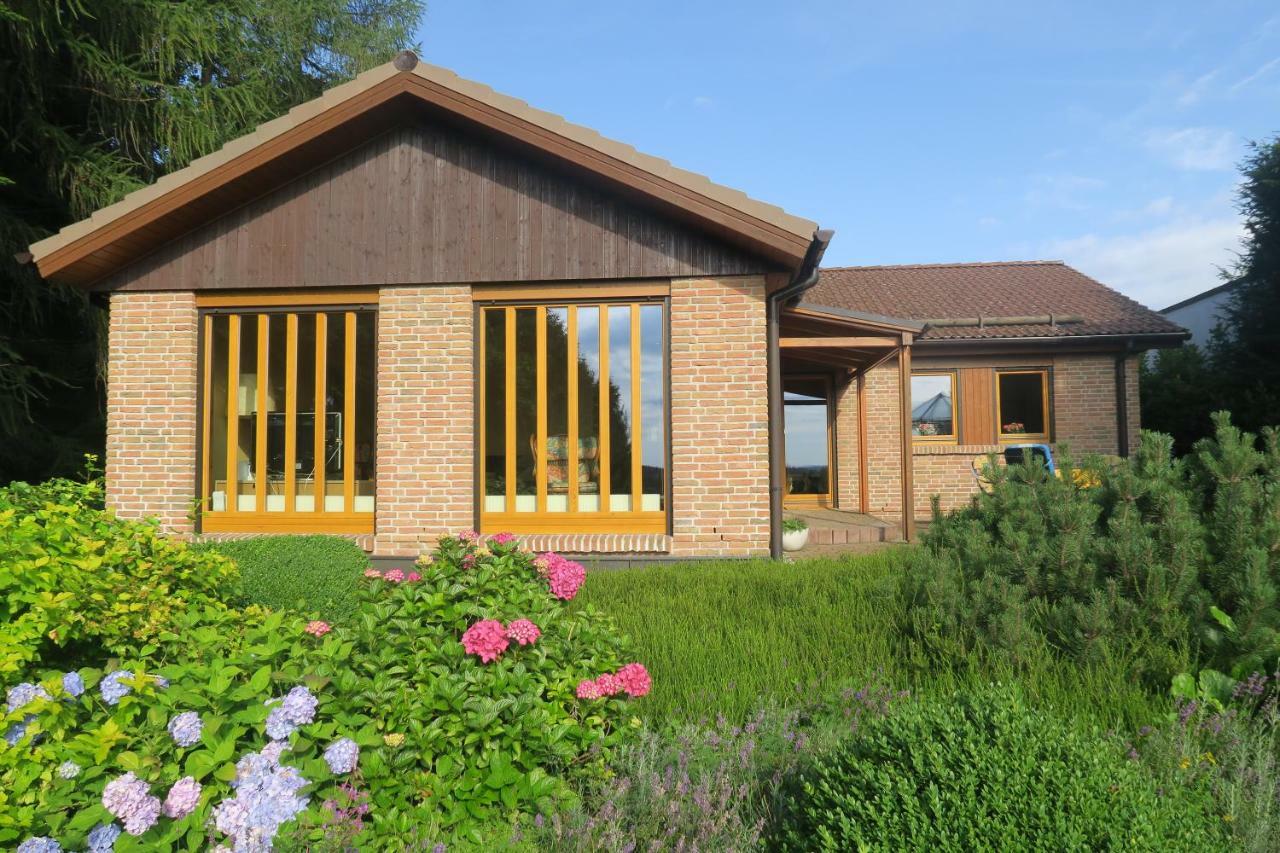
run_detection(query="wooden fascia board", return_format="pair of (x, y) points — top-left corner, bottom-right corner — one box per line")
(779, 336), (896, 349)
(785, 305), (918, 335)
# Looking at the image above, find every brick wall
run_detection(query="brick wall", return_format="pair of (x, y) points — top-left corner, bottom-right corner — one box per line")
(374, 285), (474, 556)
(833, 374), (860, 509)
(105, 291), (199, 534)
(862, 359), (905, 515)
(669, 275), (770, 557)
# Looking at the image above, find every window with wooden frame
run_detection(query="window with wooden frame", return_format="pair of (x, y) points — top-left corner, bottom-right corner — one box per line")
(478, 300), (668, 534)
(783, 375), (833, 505)
(996, 369), (1050, 441)
(198, 292), (377, 534)
(910, 371), (957, 442)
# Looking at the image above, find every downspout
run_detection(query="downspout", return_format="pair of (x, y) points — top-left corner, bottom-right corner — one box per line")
(1114, 343), (1135, 457)
(767, 229), (834, 559)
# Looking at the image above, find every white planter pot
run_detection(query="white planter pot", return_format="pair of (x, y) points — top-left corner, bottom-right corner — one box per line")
(781, 528), (810, 552)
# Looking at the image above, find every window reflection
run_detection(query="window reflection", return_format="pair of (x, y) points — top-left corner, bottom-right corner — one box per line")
(911, 373), (955, 439)
(784, 378), (830, 500)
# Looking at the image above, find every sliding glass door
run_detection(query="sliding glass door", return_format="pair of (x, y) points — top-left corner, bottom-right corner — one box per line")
(479, 301), (667, 533)
(783, 375), (833, 506)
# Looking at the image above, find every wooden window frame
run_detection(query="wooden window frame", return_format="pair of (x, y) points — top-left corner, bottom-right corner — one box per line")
(910, 370), (959, 444)
(782, 373), (836, 508)
(995, 368), (1052, 443)
(475, 295), (671, 535)
(195, 293), (378, 535)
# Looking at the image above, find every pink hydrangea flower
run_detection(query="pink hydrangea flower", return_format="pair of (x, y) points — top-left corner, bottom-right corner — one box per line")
(458, 529), (480, 543)
(617, 663), (652, 697)
(576, 679), (604, 700)
(383, 569), (405, 583)
(460, 620), (509, 663)
(462, 553), (478, 569)
(363, 568), (381, 579)
(304, 621), (331, 637)
(163, 776), (202, 819)
(533, 554), (553, 576)
(595, 672), (624, 696)
(489, 532), (517, 546)
(542, 554), (585, 600)
(406, 571), (422, 582)
(505, 619), (541, 646)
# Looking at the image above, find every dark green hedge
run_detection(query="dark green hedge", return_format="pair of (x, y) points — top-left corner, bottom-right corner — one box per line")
(198, 535), (367, 623)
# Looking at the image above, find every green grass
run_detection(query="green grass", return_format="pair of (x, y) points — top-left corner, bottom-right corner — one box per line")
(578, 550), (1164, 729)
(197, 534), (367, 623)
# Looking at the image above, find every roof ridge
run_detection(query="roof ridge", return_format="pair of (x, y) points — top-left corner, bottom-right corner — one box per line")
(821, 260), (1066, 271)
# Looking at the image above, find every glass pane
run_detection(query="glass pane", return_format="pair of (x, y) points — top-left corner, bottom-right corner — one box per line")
(295, 315), (317, 512)
(911, 374), (954, 438)
(483, 309), (507, 512)
(264, 315), (287, 511)
(784, 380), (829, 497)
(545, 308), (570, 512)
(514, 308), (537, 511)
(576, 307), (602, 511)
(999, 372), (1046, 436)
(785, 379), (826, 403)
(323, 313), (346, 511)
(207, 315), (229, 512)
(235, 316), (259, 512)
(639, 304), (665, 511)
(607, 305), (632, 509)
(354, 312), (376, 513)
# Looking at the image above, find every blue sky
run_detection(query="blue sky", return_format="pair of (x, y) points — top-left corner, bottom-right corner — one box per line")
(417, 2), (1278, 309)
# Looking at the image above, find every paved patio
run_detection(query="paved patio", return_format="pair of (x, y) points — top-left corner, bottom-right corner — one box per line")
(785, 507), (906, 554)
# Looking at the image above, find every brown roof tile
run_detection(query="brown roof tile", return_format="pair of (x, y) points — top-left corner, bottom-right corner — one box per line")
(808, 260), (1187, 341)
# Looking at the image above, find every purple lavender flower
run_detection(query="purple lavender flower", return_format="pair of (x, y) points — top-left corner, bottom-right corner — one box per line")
(163, 776), (202, 819)
(99, 671), (133, 706)
(57, 760), (81, 779)
(7, 682), (50, 712)
(16, 837), (60, 853)
(61, 671), (85, 698)
(323, 738), (359, 774)
(168, 711), (202, 748)
(101, 772), (162, 836)
(265, 707), (297, 741)
(279, 685), (318, 725)
(86, 823), (121, 852)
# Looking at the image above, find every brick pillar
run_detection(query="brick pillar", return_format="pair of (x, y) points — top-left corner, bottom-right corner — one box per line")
(374, 285), (474, 556)
(668, 275), (770, 557)
(105, 291), (199, 534)
(834, 374), (860, 510)
(864, 358), (904, 517)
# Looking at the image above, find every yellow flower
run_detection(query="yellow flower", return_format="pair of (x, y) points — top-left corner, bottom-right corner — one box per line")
(1179, 756), (1191, 770)
(383, 733), (405, 748)
(1201, 751), (1216, 766)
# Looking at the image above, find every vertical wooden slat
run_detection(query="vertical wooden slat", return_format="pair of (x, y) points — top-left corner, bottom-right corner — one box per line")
(630, 304), (642, 511)
(535, 306), (548, 513)
(200, 314), (212, 512)
(255, 314), (268, 513)
(598, 304), (611, 512)
(858, 371), (869, 515)
(567, 306), (579, 514)
(504, 307), (516, 511)
(314, 313), (327, 513)
(226, 314), (240, 513)
(478, 309), (487, 512)
(284, 314), (298, 511)
(343, 312), (356, 513)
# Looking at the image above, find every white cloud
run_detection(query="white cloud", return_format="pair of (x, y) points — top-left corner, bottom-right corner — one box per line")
(1043, 218), (1244, 309)
(1177, 70), (1219, 107)
(1229, 56), (1280, 93)
(1144, 127), (1237, 171)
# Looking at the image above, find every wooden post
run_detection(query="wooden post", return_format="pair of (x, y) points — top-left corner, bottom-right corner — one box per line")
(898, 333), (915, 541)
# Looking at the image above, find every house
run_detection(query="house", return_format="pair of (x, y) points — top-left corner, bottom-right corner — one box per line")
(22, 52), (1187, 560)
(1160, 280), (1240, 350)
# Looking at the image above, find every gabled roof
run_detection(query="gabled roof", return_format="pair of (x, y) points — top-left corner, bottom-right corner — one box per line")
(1160, 278), (1241, 314)
(28, 51), (817, 287)
(809, 260), (1188, 342)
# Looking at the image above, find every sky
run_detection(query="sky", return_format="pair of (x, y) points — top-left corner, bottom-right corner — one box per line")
(416, 1), (1279, 310)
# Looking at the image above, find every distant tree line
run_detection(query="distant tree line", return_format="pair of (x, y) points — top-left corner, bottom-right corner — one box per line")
(1142, 135), (1280, 453)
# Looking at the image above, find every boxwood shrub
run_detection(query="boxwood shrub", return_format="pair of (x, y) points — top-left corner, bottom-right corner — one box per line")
(199, 535), (366, 623)
(772, 688), (1227, 851)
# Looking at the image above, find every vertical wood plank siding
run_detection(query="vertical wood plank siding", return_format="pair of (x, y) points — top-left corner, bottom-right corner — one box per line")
(958, 367), (995, 444)
(101, 125), (767, 292)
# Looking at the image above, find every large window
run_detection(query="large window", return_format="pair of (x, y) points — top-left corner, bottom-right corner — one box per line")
(911, 372), (957, 441)
(479, 301), (667, 533)
(783, 376), (832, 504)
(997, 369), (1050, 440)
(200, 300), (376, 533)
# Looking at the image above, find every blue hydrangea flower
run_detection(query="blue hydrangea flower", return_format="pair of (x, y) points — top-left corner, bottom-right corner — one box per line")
(57, 760), (81, 779)
(61, 671), (85, 698)
(213, 744), (310, 849)
(16, 837), (61, 853)
(5, 714), (36, 746)
(153, 676), (169, 689)
(264, 707), (296, 741)
(323, 738), (359, 774)
(7, 682), (50, 713)
(99, 671), (133, 706)
(279, 686), (317, 725)
(86, 823), (121, 852)
(168, 711), (202, 748)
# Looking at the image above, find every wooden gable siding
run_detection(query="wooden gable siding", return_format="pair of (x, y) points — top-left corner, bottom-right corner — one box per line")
(99, 124), (768, 292)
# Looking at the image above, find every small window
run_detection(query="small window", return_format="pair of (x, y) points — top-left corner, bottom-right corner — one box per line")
(911, 372), (956, 441)
(997, 370), (1049, 440)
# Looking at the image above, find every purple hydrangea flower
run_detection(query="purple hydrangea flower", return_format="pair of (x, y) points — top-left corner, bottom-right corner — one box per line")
(7, 682), (50, 713)
(57, 760), (81, 779)
(279, 685), (318, 726)
(16, 837), (60, 853)
(323, 738), (359, 774)
(212, 745), (310, 849)
(86, 823), (121, 852)
(265, 707), (297, 741)
(168, 711), (202, 748)
(99, 671), (133, 706)
(101, 772), (161, 836)
(61, 671), (85, 698)
(163, 776), (202, 819)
